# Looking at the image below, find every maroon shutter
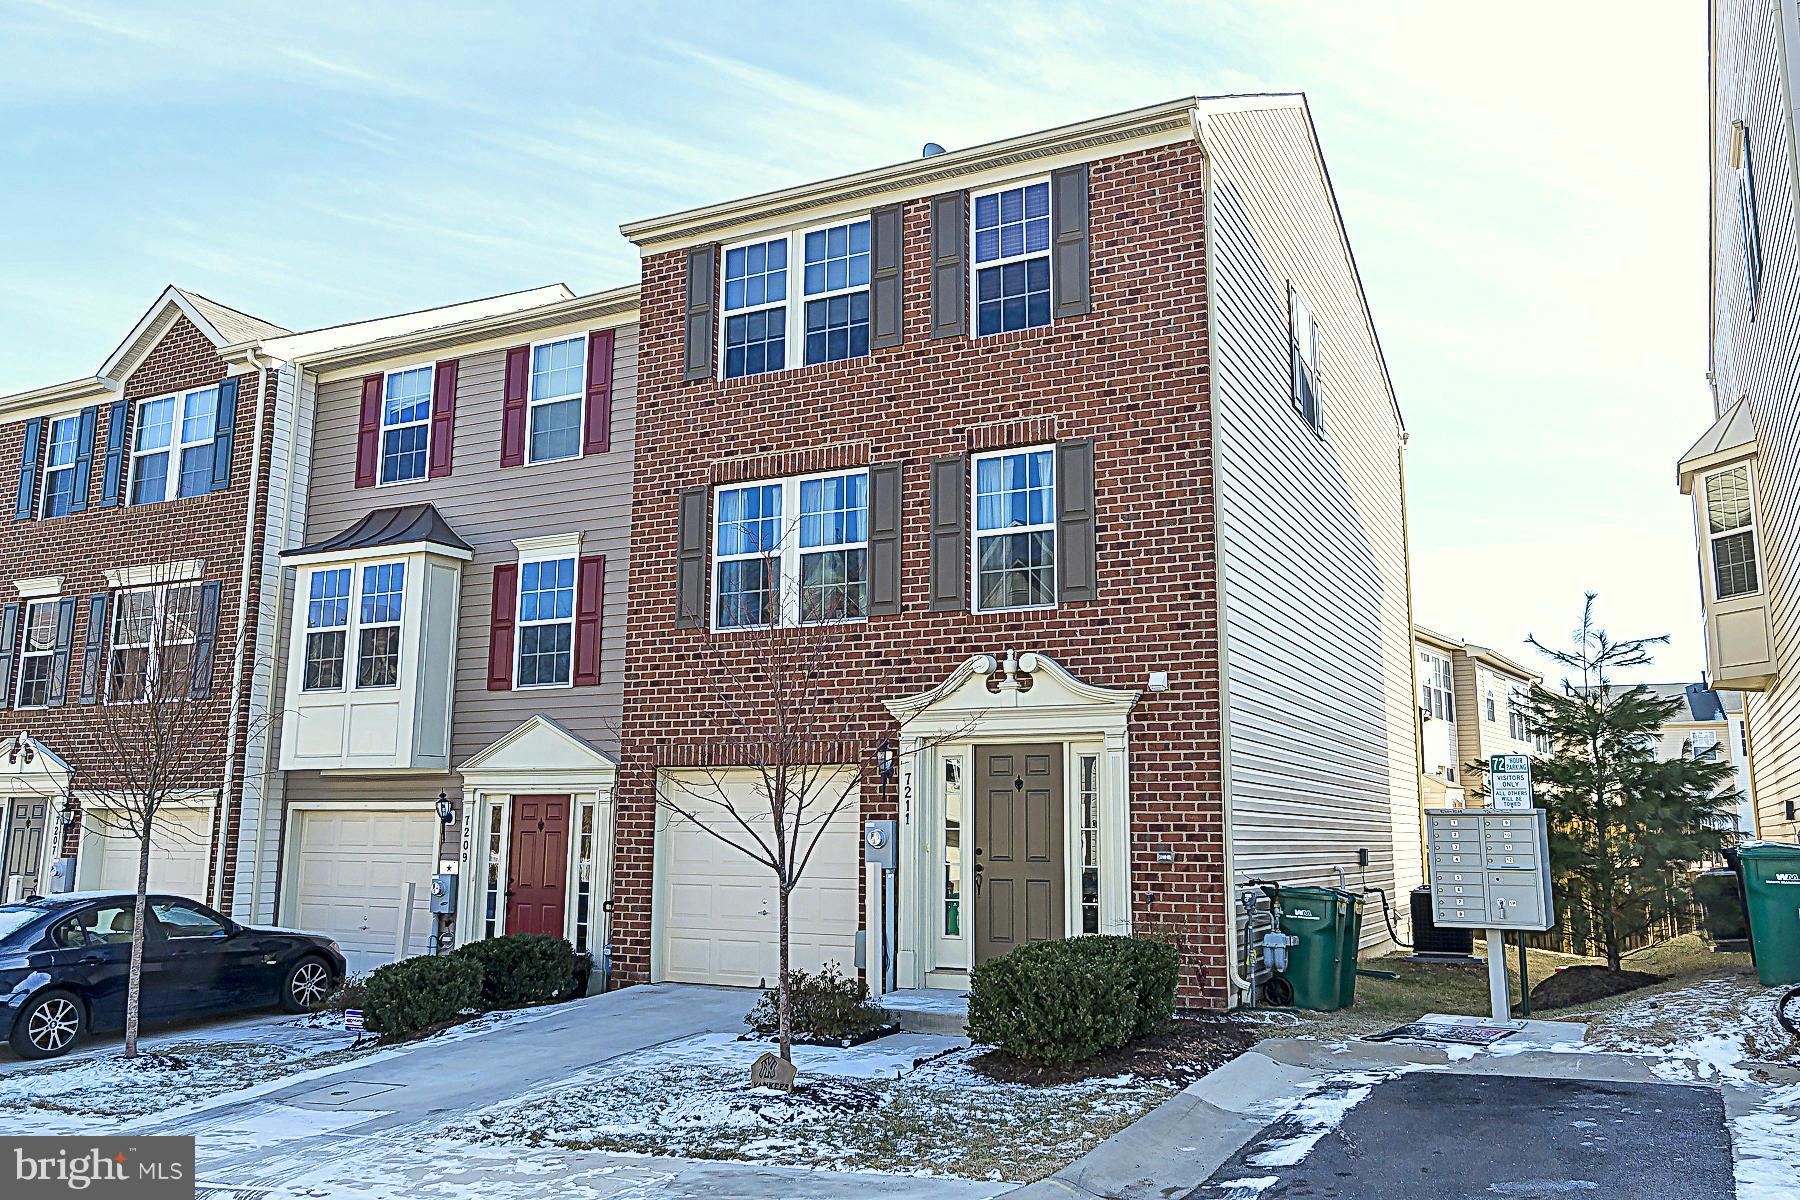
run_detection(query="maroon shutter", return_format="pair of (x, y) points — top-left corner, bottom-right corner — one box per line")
(429, 358), (458, 479)
(487, 563), (519, 691)
(501, 345), (529, 468)
(583, 329), (615, 456)
(574, 553), (605, 686)
(354, 374), (383, 489)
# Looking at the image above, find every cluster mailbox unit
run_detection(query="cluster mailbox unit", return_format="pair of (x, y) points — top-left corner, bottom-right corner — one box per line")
(1427, 805), (1555, 1025)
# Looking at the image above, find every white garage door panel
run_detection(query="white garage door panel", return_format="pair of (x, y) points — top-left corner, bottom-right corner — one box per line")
(93, 810), (211, 899)
(292, 810), (437, 976)
(656, 772), (861, 988)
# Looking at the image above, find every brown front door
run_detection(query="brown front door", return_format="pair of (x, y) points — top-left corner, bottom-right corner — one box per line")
(506, 795), (569, 938)
(973, 745), (1064, 965)
(2, 799), (47, 900)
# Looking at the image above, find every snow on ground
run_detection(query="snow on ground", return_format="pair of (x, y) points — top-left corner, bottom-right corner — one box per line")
(1238, 1071), (1390, 1169)
(1731, 1082), (1800, 1200)
(447, 1030), (1172, 1183)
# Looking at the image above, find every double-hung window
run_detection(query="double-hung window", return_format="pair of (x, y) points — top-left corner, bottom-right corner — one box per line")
(1705, 464), (1761, 600)
(13, 600), (59, 709)
(130, 387), (217, 504)
(722, 237), (789, 379)
(972, 446), (1055, 612)
(972, 180), (1051, 336)
(802, 220), (871, 365)
(108, 583), (199, 701)
(379, 365), (432, 485)
(302, 568), (351, 691)
(528, 337), (585, 464)
(1739, 122), (1764, 312)
(1290, 286), (1321, 432)
(1419, 649), (1453, 722)
(38, 414), (81, 518)
(516, 556), (576, 687)
(714, 469), (869, 629)
(1508, 689), (1532, 742)
(355, 562), (405, 688)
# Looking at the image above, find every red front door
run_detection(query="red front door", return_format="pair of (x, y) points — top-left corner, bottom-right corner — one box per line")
(506, 795), (569, 938)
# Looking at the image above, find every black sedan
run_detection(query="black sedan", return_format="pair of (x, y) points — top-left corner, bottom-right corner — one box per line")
(0, 892), (347, 1059)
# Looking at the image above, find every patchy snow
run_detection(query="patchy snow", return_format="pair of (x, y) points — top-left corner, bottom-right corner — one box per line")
(1242, 1072), (1384, 1168)
(1205, 1177), (1281, 1200)
(1731, 1082), (1800, 1200)
(448, 1031), (1171, 1182)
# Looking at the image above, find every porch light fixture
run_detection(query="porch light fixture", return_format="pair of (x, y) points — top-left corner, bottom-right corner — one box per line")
(435, 792), (455, 825)
(876, 738), (897, 784)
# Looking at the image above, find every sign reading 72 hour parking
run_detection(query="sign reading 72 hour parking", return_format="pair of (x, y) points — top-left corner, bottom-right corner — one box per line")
(1488, 753), (1533, 812)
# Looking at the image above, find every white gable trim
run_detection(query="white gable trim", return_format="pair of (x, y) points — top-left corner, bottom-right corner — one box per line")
(458, 714), (617, 792)
(884, 650), (1140, 739)
(99, 287), (232, 389)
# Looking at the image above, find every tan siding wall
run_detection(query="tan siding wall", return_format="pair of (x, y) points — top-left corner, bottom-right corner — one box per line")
(1207, 105), (1421, 932)
(1711, 0), (1800, 838)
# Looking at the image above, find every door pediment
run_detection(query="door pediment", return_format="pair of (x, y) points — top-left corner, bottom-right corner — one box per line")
(884, 651), (1139, 738)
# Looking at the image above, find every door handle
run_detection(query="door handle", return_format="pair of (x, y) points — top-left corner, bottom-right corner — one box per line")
(79, 954), (106, 965)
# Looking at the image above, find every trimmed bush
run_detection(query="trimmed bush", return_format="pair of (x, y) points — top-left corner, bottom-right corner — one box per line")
(363, 954), (482, 1036)
(453, 935), (578, 1008)
(745, 963), (889, 1044)
(968, 936), (1179, 1067)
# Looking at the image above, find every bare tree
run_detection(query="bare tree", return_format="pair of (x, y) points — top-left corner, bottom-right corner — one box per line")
(49, 564), (268, 1056)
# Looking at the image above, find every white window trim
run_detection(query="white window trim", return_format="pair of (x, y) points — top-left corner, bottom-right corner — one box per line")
(716, 215), (874, 380)
(514, 551), (577, 691)
(105, 582), (199, 704)
(300, 566), (353, 694)
(968, 175), (1054, 340)
(37, 413), (81, 519)
(710, 467), (871, 632)
(1419, 648), (1454, 723)
(525, 334), (587, 466)
(350, 561), (407, 690)
(126, 386), (218, 506)
(1289, 284), (1322, 434)
(376, 361), (435, 487)
(969, 444), (1058, 615)
(13, 598), (60, 711)
(1702, 463), (1763, 601)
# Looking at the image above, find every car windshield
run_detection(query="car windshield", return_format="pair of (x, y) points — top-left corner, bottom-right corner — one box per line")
(0, 906), (44, 943)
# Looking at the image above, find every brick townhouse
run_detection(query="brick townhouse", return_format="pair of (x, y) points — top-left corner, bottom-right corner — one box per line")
(0, 288), (296, 917)
(608, 96), (1419, 1008)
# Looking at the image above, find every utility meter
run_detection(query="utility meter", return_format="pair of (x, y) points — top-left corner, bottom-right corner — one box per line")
(863, 819), (898, 869)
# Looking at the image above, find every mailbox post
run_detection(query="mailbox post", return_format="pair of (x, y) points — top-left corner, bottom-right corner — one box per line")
(1426, 807), (1555, 1024)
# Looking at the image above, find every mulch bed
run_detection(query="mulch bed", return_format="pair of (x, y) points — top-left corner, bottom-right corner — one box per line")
(969, 1015), (1257, 1086)
(1528, 965), (1662, 1011)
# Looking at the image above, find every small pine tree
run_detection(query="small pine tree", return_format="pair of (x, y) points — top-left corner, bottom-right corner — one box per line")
(1515, 596), (1737, 971)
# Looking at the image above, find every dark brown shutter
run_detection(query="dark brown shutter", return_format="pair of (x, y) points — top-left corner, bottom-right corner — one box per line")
(676, 486), (709, 629)
(867, 464), (903, 616)
(78, 593), (108, 705)
(869, 204), (905, 350)
(584, 329), (615, 455)
(501, 346), (529, 468)
(0, 602), (19, 710)
(1055, 438), (1097, 602)
(1051, 163), (1092, 319)
(46, 596), (78, 707)
(684, 245), (718, 381)
(574, 553), (605, 687)
(488, 564), (519, 690)
(929, 192), (968, 339)
(429, 358), (458, 479)
(188, 581), (221, 700)
(354, 374), (382, 489)
(929, 456), (967, 611)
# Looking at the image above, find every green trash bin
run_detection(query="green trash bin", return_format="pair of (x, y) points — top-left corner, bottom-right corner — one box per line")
(1275, 886), (1360, 1011)
(1737, 842), (1800, 986)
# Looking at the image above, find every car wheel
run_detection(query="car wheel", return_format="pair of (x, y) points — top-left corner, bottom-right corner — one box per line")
(282, 956), (333, 1013)
(10, 990), (85, 1059)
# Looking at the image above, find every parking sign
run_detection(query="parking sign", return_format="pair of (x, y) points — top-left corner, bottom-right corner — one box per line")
(1489, 753), (1533, 812)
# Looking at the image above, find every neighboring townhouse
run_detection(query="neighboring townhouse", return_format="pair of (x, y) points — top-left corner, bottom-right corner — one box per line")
(1591, 682), (1755, 834)
(1413, 625), (1544, 809)
(1685, 0), (1800, 839)
(256, 285), (638, 975)
(0, 287), (297, 914)
(611, 96), (1419, 1008)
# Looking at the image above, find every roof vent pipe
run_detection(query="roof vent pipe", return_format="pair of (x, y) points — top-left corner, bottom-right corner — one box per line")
(922, 142), (946, 157)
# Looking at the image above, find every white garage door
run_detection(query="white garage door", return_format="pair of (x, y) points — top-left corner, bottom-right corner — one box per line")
(93, 808), (212, 900)
(656, 771), (861, 988)
(291, 809), (437, 976)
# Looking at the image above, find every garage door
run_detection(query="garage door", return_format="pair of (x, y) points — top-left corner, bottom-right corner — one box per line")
(93, 808), (212, 900)
(656, 771), (861, 988)
(291, 809), (438, 976)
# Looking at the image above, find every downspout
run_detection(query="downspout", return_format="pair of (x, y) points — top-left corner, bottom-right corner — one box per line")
(1398, 434), (1427, 907)
(211, 351), (270, 912)
(1195, 121), (1253, 1006)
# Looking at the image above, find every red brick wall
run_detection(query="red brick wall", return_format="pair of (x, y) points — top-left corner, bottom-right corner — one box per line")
(616, 140), (1231, 1006)
(0, 313), (279, 912)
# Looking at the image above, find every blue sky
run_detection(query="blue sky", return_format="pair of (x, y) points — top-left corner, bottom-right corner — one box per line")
(0, 1), (1708, 684)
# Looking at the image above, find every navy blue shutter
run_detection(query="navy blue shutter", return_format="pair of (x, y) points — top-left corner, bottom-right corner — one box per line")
(190, 581), (222, 699)
(45, 596), (77, 708)
(210, 377), (240, 493)
(99, 399), (129, 508)
(69, 405), (98, 514)
(14, 417), (43, 520)
(0, 602), (19, 711)
(79, 594), (108, 705)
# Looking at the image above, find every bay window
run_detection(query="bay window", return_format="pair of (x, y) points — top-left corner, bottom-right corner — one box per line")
(1419, 649), (1454, 722)
(714, 469), (868, 629)
(355, 562), (405, 688)
(972, 446), (1055, 612)
(302, 568), (351, 691)
(1705, 464), (1761, 600)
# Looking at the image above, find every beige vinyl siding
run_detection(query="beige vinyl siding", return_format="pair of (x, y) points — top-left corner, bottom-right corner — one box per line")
(1454, 657), (1537, 772)
(282, 324), (637, 819)
(1206, 105), (1421, 937)
(1711, 0), (1800, 838)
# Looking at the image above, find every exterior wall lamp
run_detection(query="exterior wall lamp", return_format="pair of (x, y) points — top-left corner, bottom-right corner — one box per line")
(876, 738), (897, 784)
(435, 791), (455, 825)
